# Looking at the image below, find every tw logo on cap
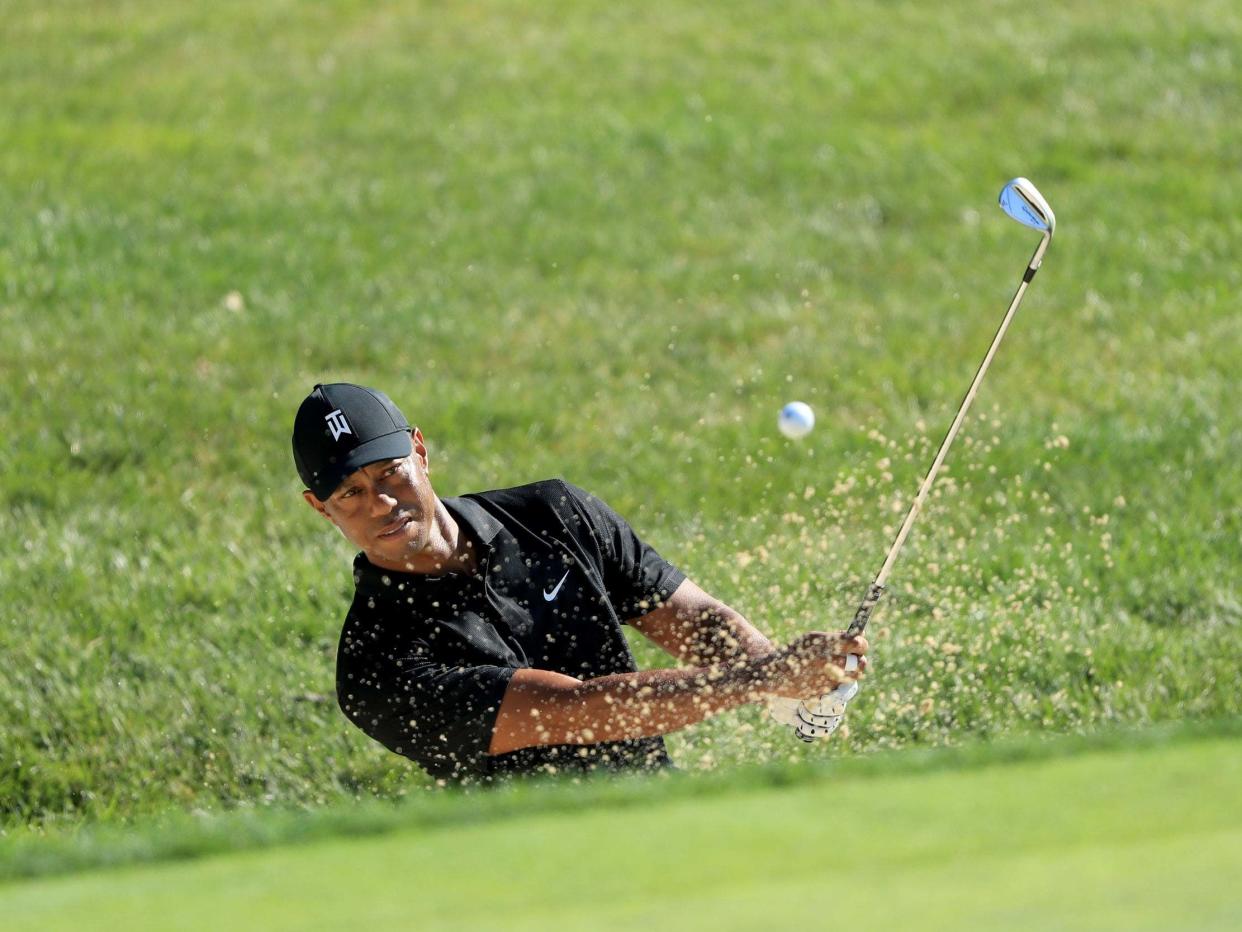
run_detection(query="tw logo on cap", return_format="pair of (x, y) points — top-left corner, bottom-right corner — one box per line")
(325, 408), (353, 442)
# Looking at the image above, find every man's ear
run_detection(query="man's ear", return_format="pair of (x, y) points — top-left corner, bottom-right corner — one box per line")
(411, 427), (429, 470)
(302, 490), (334, 522)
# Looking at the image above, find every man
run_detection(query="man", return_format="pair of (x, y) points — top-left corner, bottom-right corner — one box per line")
(293, 382), (867, 783)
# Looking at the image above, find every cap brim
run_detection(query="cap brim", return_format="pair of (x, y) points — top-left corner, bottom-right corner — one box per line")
(317, 430), (413, 499)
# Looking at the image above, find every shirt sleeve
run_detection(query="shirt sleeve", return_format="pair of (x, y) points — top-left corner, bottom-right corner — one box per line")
(337, 628), (516, 781)
(556, 480), (686, 621)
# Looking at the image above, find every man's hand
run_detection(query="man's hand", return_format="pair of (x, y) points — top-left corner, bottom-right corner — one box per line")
(751, 632), (868, 700)
(764, 633), (867, 741)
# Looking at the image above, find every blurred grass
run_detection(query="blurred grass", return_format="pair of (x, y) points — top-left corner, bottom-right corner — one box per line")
(3, 721), (1241, 929)
(1, 0), (1240, 828)
(2, 714), (1238, 885)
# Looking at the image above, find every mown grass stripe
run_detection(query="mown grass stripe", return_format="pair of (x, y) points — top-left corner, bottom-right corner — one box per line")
(2, 716), (1238, 885)
(4, 727), (1241, 930)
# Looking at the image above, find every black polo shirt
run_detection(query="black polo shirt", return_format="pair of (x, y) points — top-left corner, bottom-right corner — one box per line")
(335, 479), (687, 783)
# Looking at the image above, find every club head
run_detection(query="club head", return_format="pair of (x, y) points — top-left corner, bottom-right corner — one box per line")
(999, 178), (1055, 238)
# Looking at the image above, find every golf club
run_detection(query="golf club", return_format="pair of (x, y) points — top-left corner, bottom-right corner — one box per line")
(794, 177), (1056, 741)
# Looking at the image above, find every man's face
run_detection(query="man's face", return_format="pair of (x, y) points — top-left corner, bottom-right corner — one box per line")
(303, 429), (438, 568)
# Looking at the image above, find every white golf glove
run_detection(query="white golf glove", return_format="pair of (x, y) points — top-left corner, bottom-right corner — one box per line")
(793, 679), (858, 741)
(767, 696), (807, 729)
(767, 654), (861, 742)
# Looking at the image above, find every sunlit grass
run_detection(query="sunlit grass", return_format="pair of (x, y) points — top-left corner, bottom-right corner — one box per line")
(1, 0), (1239, 828)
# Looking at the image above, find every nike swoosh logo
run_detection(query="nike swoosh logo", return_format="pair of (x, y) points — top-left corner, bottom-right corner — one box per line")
(543, 570), (571, 602)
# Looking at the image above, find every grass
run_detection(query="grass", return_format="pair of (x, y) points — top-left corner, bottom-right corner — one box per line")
(3, 721), (1240, 929)
(1, 0), (1240, 830)
(0, 714), (1235, 884)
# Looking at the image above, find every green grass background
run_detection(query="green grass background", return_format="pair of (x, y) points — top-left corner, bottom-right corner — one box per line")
(2, 0), (1240, 832)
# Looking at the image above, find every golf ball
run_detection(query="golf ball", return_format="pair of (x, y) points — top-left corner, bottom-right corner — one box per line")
(778, 401), (815, 439)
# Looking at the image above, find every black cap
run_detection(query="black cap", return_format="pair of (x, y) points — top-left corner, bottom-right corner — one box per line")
(292, 383), (413, 500)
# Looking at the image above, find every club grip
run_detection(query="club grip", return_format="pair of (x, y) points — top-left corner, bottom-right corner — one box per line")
(844, 582), (886, 637)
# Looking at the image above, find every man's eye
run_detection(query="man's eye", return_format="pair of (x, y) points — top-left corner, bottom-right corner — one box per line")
(383, 465), (399, 478)
(341, 488), (358, 499)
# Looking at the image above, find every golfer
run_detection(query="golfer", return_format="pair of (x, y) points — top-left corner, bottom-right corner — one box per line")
(293, 383), (867, 783)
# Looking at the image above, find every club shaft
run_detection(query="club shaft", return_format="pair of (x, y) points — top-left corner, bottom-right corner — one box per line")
(844, 236), (1048, 637)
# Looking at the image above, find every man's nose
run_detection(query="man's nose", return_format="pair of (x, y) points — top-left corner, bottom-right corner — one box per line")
(370, 489), (398, 514)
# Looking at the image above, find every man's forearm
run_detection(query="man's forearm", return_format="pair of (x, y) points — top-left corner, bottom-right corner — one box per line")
(490, 661), (766, 754)
(566, 663), (767, 740)
(710, 606), (777, 662)
(628, 578), (777, 667)
(489, 630), (866, 756)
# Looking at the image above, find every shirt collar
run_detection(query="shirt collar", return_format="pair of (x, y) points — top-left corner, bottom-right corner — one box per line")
(447, 494), (531, 584)
(442, 495), (505, 549)
(350, 494), (518, 597)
